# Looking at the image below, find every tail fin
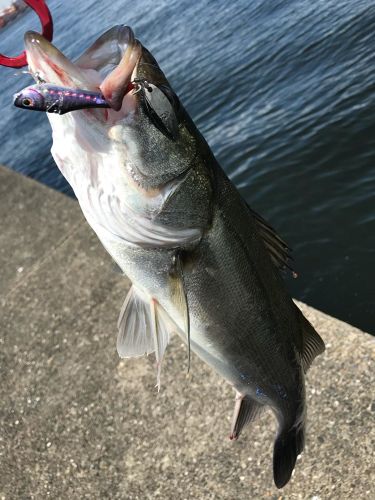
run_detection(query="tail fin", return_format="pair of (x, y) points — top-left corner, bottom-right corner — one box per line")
(273, 424), (305, 489)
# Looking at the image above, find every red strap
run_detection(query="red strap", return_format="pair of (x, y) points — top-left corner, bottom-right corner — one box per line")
(0, 0), (53, 68)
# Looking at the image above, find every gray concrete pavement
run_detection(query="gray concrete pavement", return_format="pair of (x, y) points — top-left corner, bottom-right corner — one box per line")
(0, 165), (374, 499)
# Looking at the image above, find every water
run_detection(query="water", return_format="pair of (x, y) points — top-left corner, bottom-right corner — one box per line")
(1, 0), (374, 333)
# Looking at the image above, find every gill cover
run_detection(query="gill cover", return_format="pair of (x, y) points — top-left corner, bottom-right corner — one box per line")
(137, 82), (179, 140)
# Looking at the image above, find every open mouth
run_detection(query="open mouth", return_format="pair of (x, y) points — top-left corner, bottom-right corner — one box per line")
(25, 25), (142, 111)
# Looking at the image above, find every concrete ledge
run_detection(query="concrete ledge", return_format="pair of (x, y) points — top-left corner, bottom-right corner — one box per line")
(0, 165), (374, 499)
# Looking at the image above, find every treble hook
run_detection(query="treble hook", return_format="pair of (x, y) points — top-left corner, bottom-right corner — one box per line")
(0, 0), (53, 68)
(131, 78), (153, 94)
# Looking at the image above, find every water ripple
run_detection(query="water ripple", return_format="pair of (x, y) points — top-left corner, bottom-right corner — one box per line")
(0, 0), (374, 332)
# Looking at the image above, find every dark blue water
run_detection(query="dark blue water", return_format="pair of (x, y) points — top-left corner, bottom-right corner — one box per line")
(1, 0), (374, 333)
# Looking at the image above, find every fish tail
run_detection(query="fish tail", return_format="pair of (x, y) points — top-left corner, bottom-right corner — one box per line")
(273, 422), (305, 489)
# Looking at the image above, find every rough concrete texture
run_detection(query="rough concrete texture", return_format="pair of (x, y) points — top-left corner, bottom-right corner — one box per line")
(0, 165), (374, 499)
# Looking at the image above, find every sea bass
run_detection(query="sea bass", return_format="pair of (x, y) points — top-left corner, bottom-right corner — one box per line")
(22, 26), (324, 488)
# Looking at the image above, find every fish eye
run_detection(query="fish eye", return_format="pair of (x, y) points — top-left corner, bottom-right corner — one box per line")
(22, 98), (33, 106)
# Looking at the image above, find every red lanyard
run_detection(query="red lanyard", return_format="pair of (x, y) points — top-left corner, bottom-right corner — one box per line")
(0, 0), (53, 68)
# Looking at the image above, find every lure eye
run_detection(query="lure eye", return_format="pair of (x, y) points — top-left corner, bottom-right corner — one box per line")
(22, 98), (33, 106)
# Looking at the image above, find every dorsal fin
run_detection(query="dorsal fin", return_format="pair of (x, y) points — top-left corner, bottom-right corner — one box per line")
(246, 203), (296, 276)
(298, 313), (325, 373)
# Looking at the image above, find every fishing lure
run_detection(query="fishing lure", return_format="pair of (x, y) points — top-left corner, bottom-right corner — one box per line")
(13, 83), (111, 114)
(14, 80), (179, 140)
(13, 80), (178, 139)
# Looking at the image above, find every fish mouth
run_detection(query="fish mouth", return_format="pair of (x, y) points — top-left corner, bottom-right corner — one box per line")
(25, 25), (142, 111)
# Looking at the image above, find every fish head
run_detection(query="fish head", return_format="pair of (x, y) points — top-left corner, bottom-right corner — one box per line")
(13, 85), (46, 111)
(24, 26), (201, 191)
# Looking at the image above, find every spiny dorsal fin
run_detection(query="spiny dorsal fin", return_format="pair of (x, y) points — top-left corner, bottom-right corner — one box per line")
(117, 286), (178, 389)
(246, 203), (296, 277)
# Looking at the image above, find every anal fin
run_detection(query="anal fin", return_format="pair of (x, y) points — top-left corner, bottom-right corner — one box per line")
(230, 392), (263, 440)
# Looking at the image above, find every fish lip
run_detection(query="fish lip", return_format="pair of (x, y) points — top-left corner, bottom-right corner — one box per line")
(24, 30), (95, 89)
(96, 26), (142, 110)
(24, 26), (142, 110)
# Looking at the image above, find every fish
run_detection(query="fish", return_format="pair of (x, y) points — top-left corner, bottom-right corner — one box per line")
(13, 83), (112, 114)
(22, 25), (325, 488)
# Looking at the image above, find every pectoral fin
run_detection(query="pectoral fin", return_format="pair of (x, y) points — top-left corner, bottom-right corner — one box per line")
(117, 286), (178, 389)
(169, 251), (191, 371)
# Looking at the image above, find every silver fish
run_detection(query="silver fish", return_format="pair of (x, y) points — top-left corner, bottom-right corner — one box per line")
(23, 25), (325, 488)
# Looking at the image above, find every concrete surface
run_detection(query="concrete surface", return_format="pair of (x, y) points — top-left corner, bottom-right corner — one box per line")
(0, 165), (374, 499)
